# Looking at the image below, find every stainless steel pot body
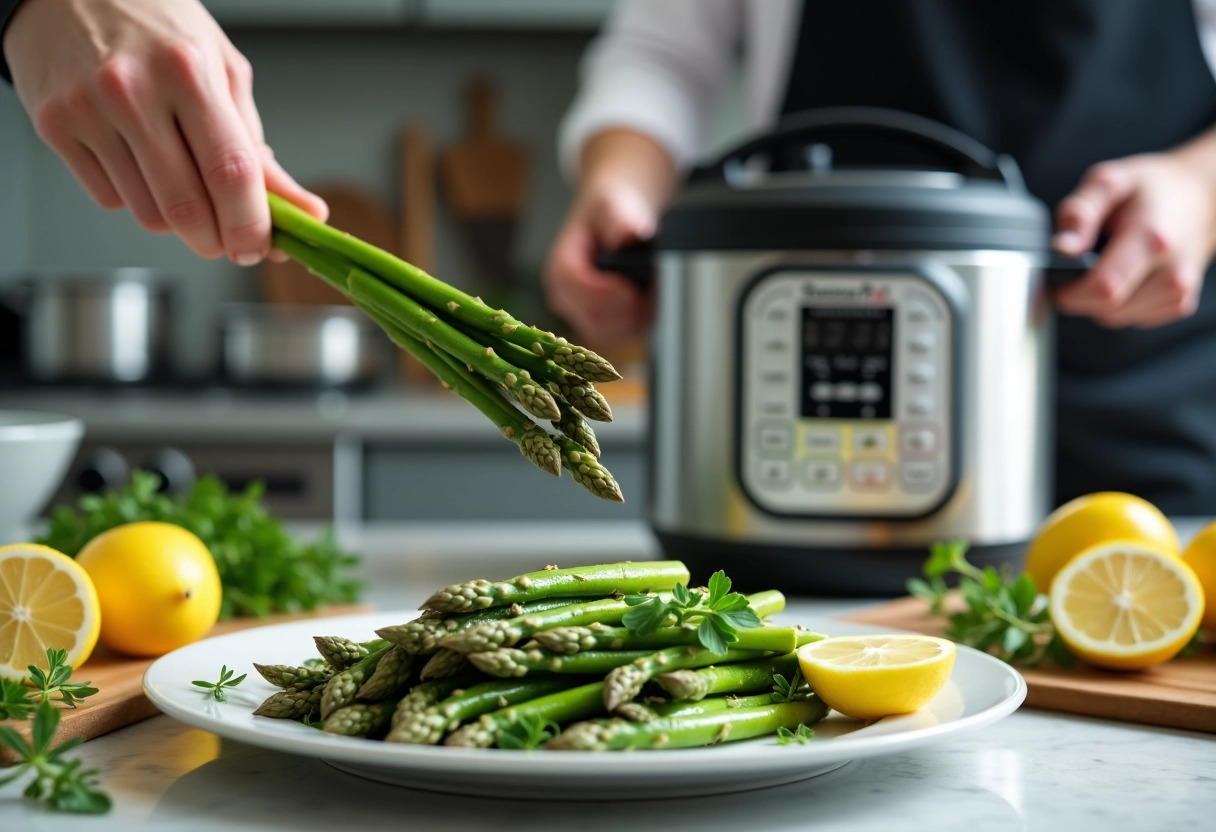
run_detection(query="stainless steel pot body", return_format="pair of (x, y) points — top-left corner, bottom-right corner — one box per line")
(219, 305), (383, 387)
(648, 248), (1054, 591)
(21, 271), (173, 383)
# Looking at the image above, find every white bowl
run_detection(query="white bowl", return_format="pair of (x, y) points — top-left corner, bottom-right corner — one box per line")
(0, 410), (84, 544)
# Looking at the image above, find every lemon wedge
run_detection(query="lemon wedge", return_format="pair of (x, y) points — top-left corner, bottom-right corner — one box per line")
(0, 542), (101, 678)
(1049, 541), (1204, 670)
(797, 634), (956, 721)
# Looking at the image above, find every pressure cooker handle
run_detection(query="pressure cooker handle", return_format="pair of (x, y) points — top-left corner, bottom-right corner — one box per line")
(1044, 252), (1097, 288)
(594, 242), (656, 288)
(691, 106), (1024, 190)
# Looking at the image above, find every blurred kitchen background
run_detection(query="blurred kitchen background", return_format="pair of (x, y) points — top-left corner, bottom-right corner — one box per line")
(0, 1), (750, 528)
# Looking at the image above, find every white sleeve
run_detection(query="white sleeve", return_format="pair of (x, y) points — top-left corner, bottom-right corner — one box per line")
(558, 0), (744, 179)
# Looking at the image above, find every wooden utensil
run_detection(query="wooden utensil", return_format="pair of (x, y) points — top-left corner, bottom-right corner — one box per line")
(260, 185), (397, 306)
(843, 593), (1216, 733)
(0, 603), (371, 765)
(439, 78), (529, 286)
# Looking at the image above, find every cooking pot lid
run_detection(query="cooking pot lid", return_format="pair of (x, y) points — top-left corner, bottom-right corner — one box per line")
(656, 108), (1050, 252)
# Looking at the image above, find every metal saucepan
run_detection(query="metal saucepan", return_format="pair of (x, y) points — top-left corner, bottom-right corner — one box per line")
(218, 303), (385, 388)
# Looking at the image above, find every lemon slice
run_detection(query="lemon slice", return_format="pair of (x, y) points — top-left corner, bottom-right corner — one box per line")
(797, 634), (956, 721)
(1049, 541), (1204, 670)
(0, 543), (101, 678)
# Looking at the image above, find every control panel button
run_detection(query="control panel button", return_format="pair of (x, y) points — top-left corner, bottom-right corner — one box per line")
(802, 428), (841, 456)
(907, 302), (933, 323)
(909, 333), (936, 354)
(908, 396), (934, 417)
(810, 381), (834, 402)
(852, 428), (890, 456)
(758, 424), (793, 457)
(909, 364), (935, 384)
(858, 382), (883, 403)
(834, 382), (858, 402)
(802, 461), (841, 490)
(758, 460), (793, 489)
(901, 427), (938, 455)
(901, 461), (939, 491)
(852, 461), (891, 490)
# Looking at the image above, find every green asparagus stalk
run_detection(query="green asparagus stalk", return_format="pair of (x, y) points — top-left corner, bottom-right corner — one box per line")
(559, 438), (624, 502)
(656, 653), (800, 702)
(253, 686), (324, 720)
(468, 647), (657, 678)
(269, 230), (352, 295)
(603, 647), (769, 711)
(323, 701), (397, 738)
(550, 380), (612, 422)
(377, 598), (597, 655)
(440, 597), (643, 654)
(269, 193), (621, 383)
(444, 681), (607, 748)
(552, 398), (601, 458)
(386, 677), (582, 745)
(548, 698), (829, 751)
(252, 663), (332, 691)
(421, 561), (690, 613)
(650, 692), (777, 719)
(348, 269), (561, 420)
(313, 637), (389, 671)
(356, 645), (415, 701)
(390, 676), (478, 730)
(420, 648), (470, 680)
(320, 646), (390, 719)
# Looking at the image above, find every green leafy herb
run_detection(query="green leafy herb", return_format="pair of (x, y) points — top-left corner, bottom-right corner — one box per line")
(496, 714), (560, 750)
(909, 541), (1074, 666)
(0, 678), (35, 721)
(0, 702), (111, 813)
(26, 648), (99, 708)
(771, 669), (812, 703)
(302, 657), (327, 669)
(191, 665), (248, 702)
(37, 470), (362, 619)
(623, 570), (762, 654)
(776, 724), (815, 745)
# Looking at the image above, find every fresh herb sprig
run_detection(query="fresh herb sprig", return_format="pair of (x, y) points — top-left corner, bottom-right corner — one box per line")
(0, 702), (111, 814)
(622, 570), (762, 654)
(907, 541), (1074, 666)
(776, 724), (815, 745)
(771, 669), (812, 703)
(27, 649), (99, 708)
(191, 665), (248, 702)
(496, 714), (560, 750)
(0, 678), (35, 720)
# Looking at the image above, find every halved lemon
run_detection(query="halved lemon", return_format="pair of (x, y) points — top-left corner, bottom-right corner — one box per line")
(797, 634), (956, 721)
(0, 543), (101, 678)
(1049, 541), (1204, 670)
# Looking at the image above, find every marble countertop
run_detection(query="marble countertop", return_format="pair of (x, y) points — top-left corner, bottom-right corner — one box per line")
(2, 522), (1213, 830)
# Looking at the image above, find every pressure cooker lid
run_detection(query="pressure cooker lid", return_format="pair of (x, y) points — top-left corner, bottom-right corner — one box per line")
(657, 108), (1050, 252)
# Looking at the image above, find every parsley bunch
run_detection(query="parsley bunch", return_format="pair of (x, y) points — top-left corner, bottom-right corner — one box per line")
(908, 540), (1073, 666)
(622, 570), (762, 654)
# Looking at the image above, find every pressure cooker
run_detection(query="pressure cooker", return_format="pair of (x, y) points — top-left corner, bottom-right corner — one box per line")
(601, 108), (1090, 596)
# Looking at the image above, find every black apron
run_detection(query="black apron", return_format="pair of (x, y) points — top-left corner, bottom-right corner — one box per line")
(781, 0), (1216, 513)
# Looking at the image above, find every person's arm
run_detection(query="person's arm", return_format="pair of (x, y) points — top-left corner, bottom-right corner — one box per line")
(545, 0), (742, 345)
(1052, 125), (1216, 329)
(1, 0), (326, 265)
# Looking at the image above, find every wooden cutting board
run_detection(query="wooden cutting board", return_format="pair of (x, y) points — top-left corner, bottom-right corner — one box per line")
(0, 604), (370, 764)
(843, 594), (1216, 733)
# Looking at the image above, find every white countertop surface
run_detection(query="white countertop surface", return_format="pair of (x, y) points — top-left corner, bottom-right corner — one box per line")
(1, 522), (1213, 831)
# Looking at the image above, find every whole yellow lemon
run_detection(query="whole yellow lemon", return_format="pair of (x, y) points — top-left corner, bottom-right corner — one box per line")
(76, 522), (222, 657)
(1182, 521), (1216, 632)
(1024, 492), (1178, 593)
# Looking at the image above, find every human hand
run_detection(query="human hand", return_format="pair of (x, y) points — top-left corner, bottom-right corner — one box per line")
(3, 0), (327, 265)
(1052, 149), (1216, 328)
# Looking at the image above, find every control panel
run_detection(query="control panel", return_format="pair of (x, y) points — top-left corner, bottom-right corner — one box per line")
(738, 269), (955, 517)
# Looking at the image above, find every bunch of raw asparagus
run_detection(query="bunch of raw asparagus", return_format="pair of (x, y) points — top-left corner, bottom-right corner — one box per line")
(268, 194), (623, 502)
(251, 561), (829, 750)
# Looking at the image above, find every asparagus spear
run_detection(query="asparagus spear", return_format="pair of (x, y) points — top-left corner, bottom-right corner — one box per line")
(253, 686), (324, 720)
(656, 653), (801, 702)
(650, 692), (777, 719)
(269, 194), (621, 383)
(603, 647), (769, 711)
(440, 597), (641, 653)
(444, 681), (607, 748)
(320, 646), (390, 719)
(313, 637), (389, 671)
(550, 380), (612, 422)
(468, 647), (657, 678)
(386, 677), (581, 745)
(548, 698), (829, 751)
(348, 269), (561, 420)
(552, 398), (601, 458)
(391, 676), (477, 730)
(323, 701), (397, 738)
(377, 598), (597, 655)
(559, 438), (624, 502)
(356, 645), (415, 701)
(420, 648), (469, 680)
(422, 561), (689, 613)
(252, 663), (332, 691)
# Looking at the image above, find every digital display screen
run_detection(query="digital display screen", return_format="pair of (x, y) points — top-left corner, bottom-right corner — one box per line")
(800, 307), (894, 419)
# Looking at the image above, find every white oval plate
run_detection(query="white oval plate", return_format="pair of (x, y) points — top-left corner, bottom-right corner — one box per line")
(144, 612), (1026, 800)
